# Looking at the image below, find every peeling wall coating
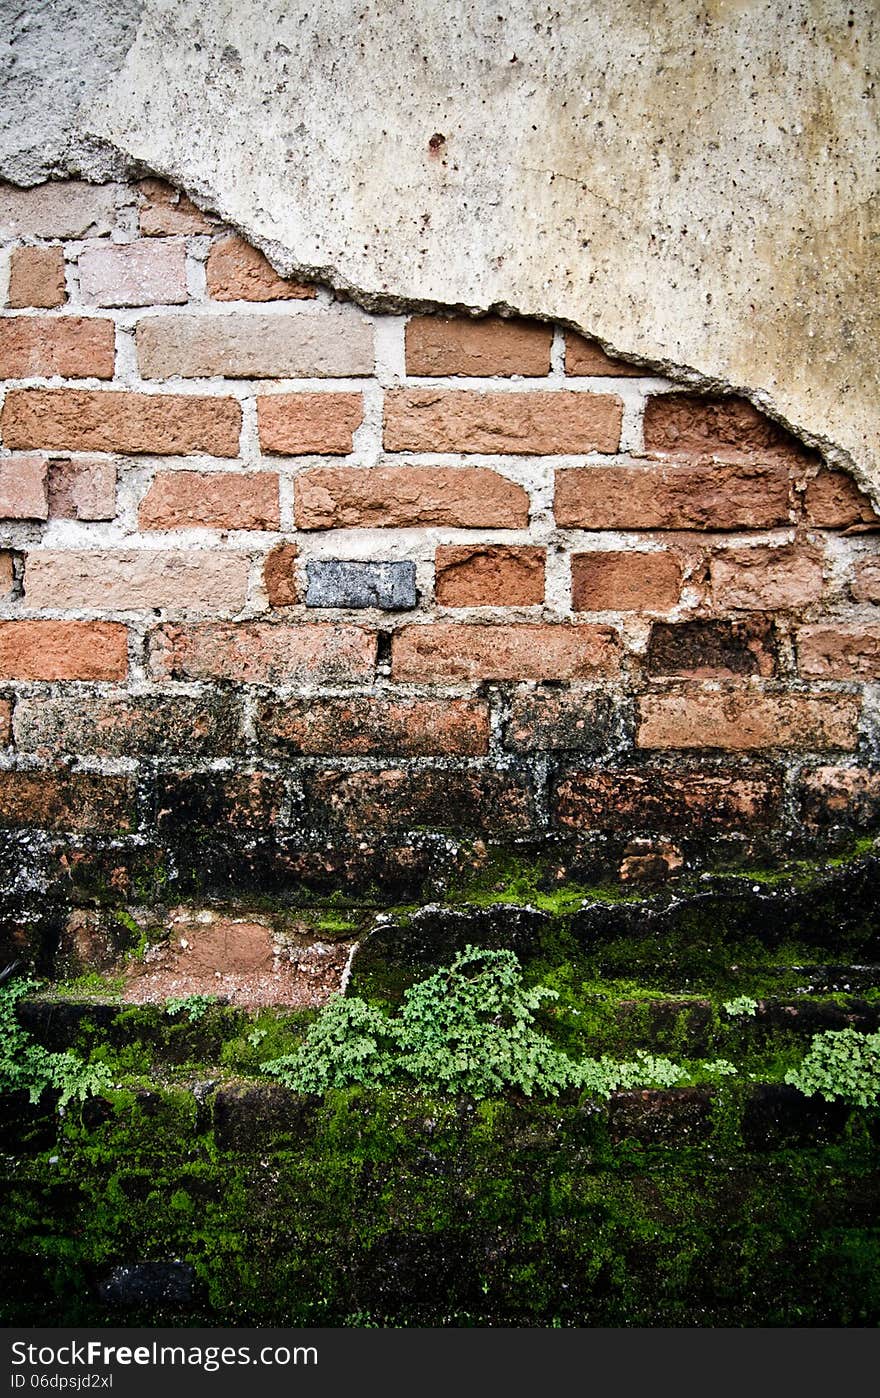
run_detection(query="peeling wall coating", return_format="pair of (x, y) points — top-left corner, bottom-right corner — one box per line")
(0, 1), (877, 497)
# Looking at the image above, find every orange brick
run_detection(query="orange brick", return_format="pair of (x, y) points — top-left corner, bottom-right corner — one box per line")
(137, 179), (217, 236)
(0, 621), (128, 680)
(384, 389), (622, 453)
(804, 470), (880, 528)
(263, 543), (298, 607)
(852, 559), (880, 602)
(139, 471), (279, 531)
(405, 315), (552, 376)
(295, 466), (529, 529)
(571, 551), (682, 611)
(257, 393), (363, 454)
(710, 545), (824, 610)
(565, 333), (642, 377)
(797, 625), (880, 680)
(255, 696), (489, 756)
(434, 545), (545, 606)
(554, 462), (792, 530)
(392, 623), (619, 681)
(149, 622), (376, 684)
(7, 247), (66, 308)
(636, 690), (860, 751)
(2, 389), (241, 456)
(643, 393), (813, 463)
(0, 317), (114, 379)
(0, 455), (48, 519)
(206, 234), (315, 300)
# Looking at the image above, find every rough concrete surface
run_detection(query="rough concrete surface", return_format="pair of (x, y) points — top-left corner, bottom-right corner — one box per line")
(1, 1), (878, 495)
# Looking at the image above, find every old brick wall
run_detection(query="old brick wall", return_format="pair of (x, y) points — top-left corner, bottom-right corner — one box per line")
(0, 176), (879, 934)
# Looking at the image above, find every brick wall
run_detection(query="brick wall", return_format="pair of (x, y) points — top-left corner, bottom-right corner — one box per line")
(1, 176), (879, 922)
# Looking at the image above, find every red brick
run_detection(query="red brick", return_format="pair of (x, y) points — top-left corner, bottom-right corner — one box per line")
(47, 457), (116, 520)
(435, 545), (545, 606)
(554, 767), (782, 832)
(554, 462), (792, 530)
(0, 621), (128, 680)
(0, 554), (13, 596)
(137, 179), (217, 236)
(710, 545), (824, 610)
(2, 389), (241, 456)
(797, 625), (880, 680)
(263, 543), (298, 607)
(78, 239), (187, 307)
(255, 696), (489, 756)
(571, 551), (682, 611)
(257, 393), (363, 454)
(24, 550), (248, 612)
(7, 247), (66, 308)
(392, 623), (619, 681)
(503, 690), (617, 753)
(0, 771), (134, 832)
(646, 619), (779, 678)
(804, 471), (880, 528)
(565, 334), (642, 376)
(139, 471), (279, 531)
(384, 389), (622, 453)
(799, 767), (880, 826)
(405, 316), (552, 376)
(852, 559), (880, 603)
(643, 394), (812, 463)
(0, 317), (114, 379)
(0, 455), (48, 519)
(149, 622), (376, 684)
(0, 699), (11, 745)
(14, 693), (243, 759)
(636, 690), (860, 751)
(206, 234), (315, 300)
(295, 466), (529, 529)
(302, 768), (536, 835)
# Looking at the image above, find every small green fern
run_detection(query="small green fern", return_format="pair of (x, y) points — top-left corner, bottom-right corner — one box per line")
(784, 1028), (880, 1107)
(0, 979), (110, 1106)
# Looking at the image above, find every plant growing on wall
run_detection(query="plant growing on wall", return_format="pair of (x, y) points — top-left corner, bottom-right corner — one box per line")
(0, 979), (110, 1106)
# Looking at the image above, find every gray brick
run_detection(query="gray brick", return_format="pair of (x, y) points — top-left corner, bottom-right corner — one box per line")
(305, 560), (417, 610)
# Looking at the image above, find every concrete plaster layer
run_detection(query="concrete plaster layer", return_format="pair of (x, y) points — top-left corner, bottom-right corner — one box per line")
(3, 1), (879, 494)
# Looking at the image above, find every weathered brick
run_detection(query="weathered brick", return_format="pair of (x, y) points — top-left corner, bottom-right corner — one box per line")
(257, 393), (363, 454)
(137, 179), (217, 236)
(206, 234), (315, 300)
(156, 772), (283, 833)
(2, 389), (241, 456)
(24, 550), (249, 612)
(435, 545), (544, 606)
(0, 317), (114, 379)
(565, 334), (642, 377)
(503, 690), (617, 753)
(0, 455), (47, 519)
(0, 621), (128, 680)
(0, 771), (134, 832)
(305, 560), (416, 610)
(797, 625), (880, 680)
(554, 766), (782, 831)
(647, 619), (779, 678)
(405, 315), (552, 376)
(392, 623), (619, 681)
(0, 181), (120, 240)
(804, 470), (880, 528)
(637, 691), (860, 751)
(852, 559), (880, 603)
(78, 240), (188, 307)
(554, 462), (792, 530)
(571, 550), (681, 611)
(263, 543), (297, 607)
(149, 622), (376, 684)
(710, 545), (824, 610)
(255, 696), (489, 756)
(47, 457), (116, 520)
(14, 693), (243, 759)
(137, 307), (373, 378)
(384, 389), (622, 454)
(7, 247), (66, 308)
(302, 767), (536, 835)
(139, 471), (279, 531)
(295, 466), (529, 529)
(0, 553), (13, 596)
(643, 393), (811, 462)
(799, 767), (880, 826)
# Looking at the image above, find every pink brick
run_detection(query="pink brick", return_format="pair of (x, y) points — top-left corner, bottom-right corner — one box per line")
(78, 240), (188, 307)
(0, 455), (47, 519)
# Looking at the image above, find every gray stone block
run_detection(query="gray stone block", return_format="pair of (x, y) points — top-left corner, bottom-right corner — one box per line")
(305, 560), (417, 610)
